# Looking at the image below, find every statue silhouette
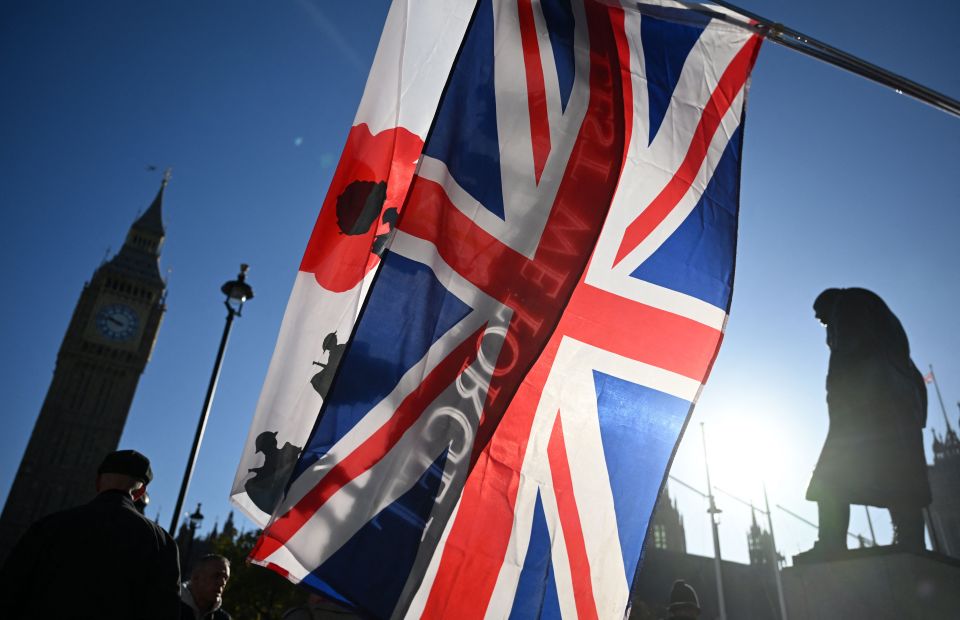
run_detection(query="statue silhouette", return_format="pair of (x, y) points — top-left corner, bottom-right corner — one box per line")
(244, 431), (302, 514)
(372, 207), (399, 257)
(802, 287), (930, 557)
(310, 332), (347, 399)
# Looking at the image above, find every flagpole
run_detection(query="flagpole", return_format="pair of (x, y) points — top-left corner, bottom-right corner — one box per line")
(922, 368), (952, 555)
(713, 484), (788, 620)
(863, 506), (877, 547)
(700, 423), (727, 620)
(763, 485), (789, 620)
(929, 365), (954, 432)
(694, 0), (960, 118)
(775, 504), (870, 546)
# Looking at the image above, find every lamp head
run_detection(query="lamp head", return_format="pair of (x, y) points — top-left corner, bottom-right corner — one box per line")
(189, 502), (205, 528)
(221, 264), (254, 314)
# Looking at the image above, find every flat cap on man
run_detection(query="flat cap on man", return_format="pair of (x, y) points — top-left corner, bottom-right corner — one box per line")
(98, 449), (153, 484)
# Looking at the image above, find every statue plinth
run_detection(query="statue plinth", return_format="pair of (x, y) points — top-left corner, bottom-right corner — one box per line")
(782, 547), (960, 619)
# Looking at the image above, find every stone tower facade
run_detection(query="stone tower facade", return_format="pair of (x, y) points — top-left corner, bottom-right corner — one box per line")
(0, 179), (168, 561)
(928, 414), (960, 558)
(746, 508), (781, 567)
(648, 485), (687, 552)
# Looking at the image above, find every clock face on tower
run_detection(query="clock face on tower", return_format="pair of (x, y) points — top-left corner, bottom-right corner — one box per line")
(95, 303), (140, 341)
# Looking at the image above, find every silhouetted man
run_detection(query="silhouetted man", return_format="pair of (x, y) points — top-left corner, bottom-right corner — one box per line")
(666, 579), (701, 619)
(0, 449), (181, 619)
(804, 288), (930, 555)
(180, 554), (232, 619)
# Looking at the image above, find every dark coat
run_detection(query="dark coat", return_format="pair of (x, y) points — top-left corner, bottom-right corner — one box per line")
(0, 489), (181, 619)
(806, 289), (931, 508)
(180, 599), (232, 620)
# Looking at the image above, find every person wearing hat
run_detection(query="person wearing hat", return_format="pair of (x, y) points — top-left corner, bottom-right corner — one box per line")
(666, 579), (701, 619)
(0, 449), (181, 619)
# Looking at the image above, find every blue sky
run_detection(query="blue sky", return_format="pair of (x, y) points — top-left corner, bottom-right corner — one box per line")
(1, 0), (958, 572)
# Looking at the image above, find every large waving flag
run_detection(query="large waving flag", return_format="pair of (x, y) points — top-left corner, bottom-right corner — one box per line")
(231, 0), (475, 523)
(248, 1), (761, 618)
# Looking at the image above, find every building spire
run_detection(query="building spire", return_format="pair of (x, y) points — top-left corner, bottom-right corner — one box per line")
(131, 176), (167, 238)
(103, 177), (169, 286)
(928, 365), (954, 434)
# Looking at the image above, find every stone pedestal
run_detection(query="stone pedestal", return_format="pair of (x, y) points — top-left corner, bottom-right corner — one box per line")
(782, 548), (960, 619)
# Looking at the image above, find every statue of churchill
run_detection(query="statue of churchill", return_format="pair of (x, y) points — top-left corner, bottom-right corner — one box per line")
(804, 287), (931, 556)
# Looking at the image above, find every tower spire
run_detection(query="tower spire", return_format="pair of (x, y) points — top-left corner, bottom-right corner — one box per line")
(928, 365), (954, 434)
(104, 178), (168, 287)
(131, 176), (167, 239)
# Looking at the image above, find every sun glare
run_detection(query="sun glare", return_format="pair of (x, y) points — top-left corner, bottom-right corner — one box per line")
(704, 412), (792, 504)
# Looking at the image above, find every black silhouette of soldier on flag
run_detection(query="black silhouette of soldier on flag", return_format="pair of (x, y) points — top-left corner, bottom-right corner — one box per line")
(372, 207), (398, 256)
(311, 332), (347, 400)
(334, 179), (398, 257)
(244, 432), (302, 514)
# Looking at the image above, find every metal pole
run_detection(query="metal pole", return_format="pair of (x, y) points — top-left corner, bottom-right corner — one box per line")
(923, 368), (950, 554)
(776, 504), (818, 530)
(864, 506), (877, 546)
(669, 474), (709, 499)
(763, 485), (789, 620)
(170, 305), (236, 535)
(693, 0), (960, 118)
(701, 423), (727, 620)
(714, 486), (762, 512)
(929, 365), (953, 432)
(776, 504), (868, 545)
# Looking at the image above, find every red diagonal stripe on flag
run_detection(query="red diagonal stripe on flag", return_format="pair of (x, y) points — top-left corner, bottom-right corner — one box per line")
(401, 179), (534, 304)
(612, 34), (761, 267)
(518, 0), (551, 184)
(548, 413), (599, 620)
(611, 6), (633, 175)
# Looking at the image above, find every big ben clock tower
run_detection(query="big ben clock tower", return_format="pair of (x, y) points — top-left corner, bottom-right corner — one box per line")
(0, 176), (169, 560)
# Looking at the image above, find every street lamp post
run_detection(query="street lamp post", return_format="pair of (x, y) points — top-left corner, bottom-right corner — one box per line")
(184, 503), (205, 570)
(701, 423), (727, 620)
(763, 485), (789, 620)
(169, 265), (254, 535)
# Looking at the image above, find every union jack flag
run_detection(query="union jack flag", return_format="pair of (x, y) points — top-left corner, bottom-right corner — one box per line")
(248, 1), (761, 618)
